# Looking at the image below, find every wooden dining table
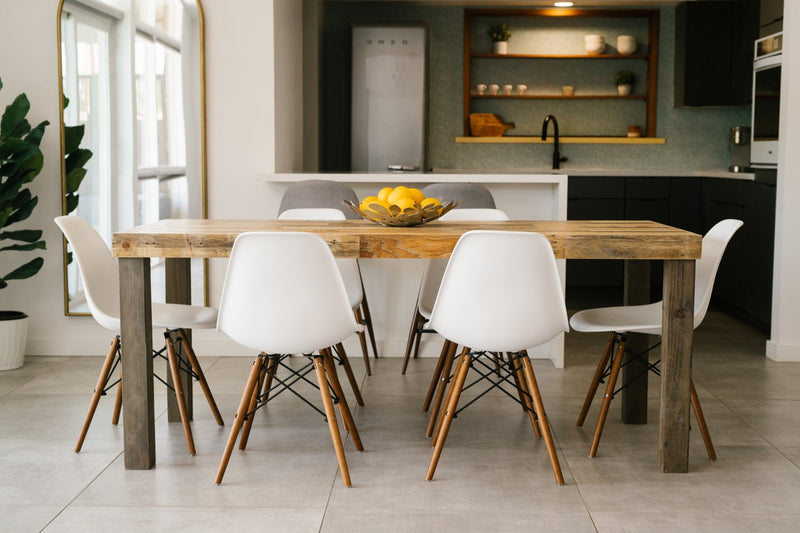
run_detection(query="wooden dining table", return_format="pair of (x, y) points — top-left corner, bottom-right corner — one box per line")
(112, 219), (701, 473)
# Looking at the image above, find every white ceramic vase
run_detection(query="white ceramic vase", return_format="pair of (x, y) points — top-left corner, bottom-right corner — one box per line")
(617, 84), (632, 96)
(617, 35), (638, 55)
(584, 34), (606, 55)
(493, 41), (508, 55)
(0, 312), (28, 371)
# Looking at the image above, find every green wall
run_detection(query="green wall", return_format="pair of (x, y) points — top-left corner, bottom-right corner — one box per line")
(321, 3), (751, 172)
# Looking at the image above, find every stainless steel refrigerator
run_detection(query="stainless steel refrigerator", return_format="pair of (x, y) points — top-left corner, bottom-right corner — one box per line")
(351, 25), (427, 172)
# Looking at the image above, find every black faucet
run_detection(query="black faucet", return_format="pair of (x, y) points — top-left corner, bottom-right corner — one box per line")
(541, 115), (567, 170)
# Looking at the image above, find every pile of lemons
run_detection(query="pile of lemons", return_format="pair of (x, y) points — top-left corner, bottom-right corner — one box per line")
(359, 186), (442, 214)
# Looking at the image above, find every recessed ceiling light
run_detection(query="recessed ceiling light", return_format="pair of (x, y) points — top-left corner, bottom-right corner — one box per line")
(554, 1), (574, 6)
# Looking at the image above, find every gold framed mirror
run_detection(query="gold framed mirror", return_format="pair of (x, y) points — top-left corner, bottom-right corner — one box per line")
(57, 0), (208, 314)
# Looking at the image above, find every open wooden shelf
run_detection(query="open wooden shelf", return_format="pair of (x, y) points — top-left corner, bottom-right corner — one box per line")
(472, 94), (648, 100)
(471, 53), (650, 60)
(455, 136), (666, 145)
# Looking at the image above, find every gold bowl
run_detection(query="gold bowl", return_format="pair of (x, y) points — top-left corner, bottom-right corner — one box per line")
(343, 200), (459, 227)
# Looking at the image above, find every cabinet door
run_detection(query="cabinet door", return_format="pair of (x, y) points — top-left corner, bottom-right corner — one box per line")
(748, 181), (776, 327)
(670, 178), (703, 233)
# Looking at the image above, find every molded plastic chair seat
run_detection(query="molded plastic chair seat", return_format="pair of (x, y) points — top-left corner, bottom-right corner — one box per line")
(402, 206), (508, 374)
(569, 219), (743, 460)
(213, 232), (364, 488)
(424, 230), (568, 484)
(54, 215), (223, 457)
(278, 180), (379, 369)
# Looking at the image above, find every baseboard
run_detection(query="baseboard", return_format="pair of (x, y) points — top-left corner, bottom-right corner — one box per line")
(766, 340), (800, 362)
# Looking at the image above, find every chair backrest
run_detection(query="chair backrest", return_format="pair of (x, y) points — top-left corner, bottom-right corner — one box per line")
(217, 232), (359, 354)
(693, 219), (744, 328)
(54, 216), (120, 330)
(278, 180), (361, 220)
(277, 208), (363, 308)
(418, 209), (510, 316)
(429, 230), (569, 352)
(421, 183), (496, 209)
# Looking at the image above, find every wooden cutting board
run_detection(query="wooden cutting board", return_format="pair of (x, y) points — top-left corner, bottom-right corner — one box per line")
(469, 113), (515, 137)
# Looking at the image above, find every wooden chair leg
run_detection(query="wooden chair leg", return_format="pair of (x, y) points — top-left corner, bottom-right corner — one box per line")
(322, 349), (363, 451)
(402, 308), (424, 375)
(313, 355), (352, 487)
(426, 349), (472, 481)
(690, 380), (717, 461)
(432, 346), (470, 444)
(335, 342), (364, 406)
(511, 352), (541, 438)
(588, 336), (627, 458)
(411, 320), (424, 360)
(214, 355), (264, 485)
(353, 307), (372, 376)
(360, 291), (380, 359)
(520, 354), (564, 485)
(164, 333), (196, 455)
(75, 337), (120, 453)
(239, 355), (269, 451)
(112, 375), (123, 426)
(426, 341), (458, 438)
(176, 329), (224, 426)
(422, 340), (450, 412)
(577, 332), (616, 427)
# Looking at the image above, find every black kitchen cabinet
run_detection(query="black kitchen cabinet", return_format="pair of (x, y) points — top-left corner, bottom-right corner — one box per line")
(670, 178), (703, 233)
(748, 181), (776, 326)
(674, 1), (759, 107)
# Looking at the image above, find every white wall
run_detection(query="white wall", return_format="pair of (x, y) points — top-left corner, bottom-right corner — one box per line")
(768, 1), (800, 361)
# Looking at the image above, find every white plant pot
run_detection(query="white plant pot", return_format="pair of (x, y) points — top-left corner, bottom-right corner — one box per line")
(617, 84), (632, 96)
(493, 41), (508, 55)
(0, 312), (28, 371)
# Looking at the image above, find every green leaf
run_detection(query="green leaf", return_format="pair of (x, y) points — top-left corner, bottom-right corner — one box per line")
(65, 148), (92, 174)
(0, 279), (7, 289)
(62, 94), (69, 109)
(12, 149), (43, 184)
(1, 93), (30, 138)
(9, 118), (31, 139)
(0, 137), (26, 159)
(5, 194), (37, 226)
(1, 256), (44, 281)
(0, 77), (4, 91)
(65, 168), (87, 194)
(0, 229), (42, 242)
(67, 250), (73, 265)
(0, 241), (46, 252)
(25, 120), (48, 147)
(65, 193), (80, 214)
(64, 123), (85, 153)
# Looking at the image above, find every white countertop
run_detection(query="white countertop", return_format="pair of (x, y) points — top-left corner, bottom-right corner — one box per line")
(259, 170), (754, 182)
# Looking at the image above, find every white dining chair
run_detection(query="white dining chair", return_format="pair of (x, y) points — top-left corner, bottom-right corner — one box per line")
(570, 219), (743, 459)
(424, 230), (569, 484)
(54, 215), (223, 456)
(402, 206), (508, 376)
(278, 180), (379, 366)
(278, 208), (371, 386)
(213, 231), (364, 487)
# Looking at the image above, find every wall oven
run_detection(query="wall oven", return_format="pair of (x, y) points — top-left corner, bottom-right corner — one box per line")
(751, 32), (782, 167)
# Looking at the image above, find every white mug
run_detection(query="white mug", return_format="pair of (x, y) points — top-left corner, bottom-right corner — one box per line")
(476, 83), (487, 95)
(502, 84), (513, 95)
(516, 84), (527, 95)
(488, 84), (499, 95)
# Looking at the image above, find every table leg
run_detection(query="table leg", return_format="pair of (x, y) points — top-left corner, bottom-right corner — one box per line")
(621, 260), (651, 424)
(165, 258), (193, 421)
(658, 259), (695, 473)
(119, 257), (156, 469)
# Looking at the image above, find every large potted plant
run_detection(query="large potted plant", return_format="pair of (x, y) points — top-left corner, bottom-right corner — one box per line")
(0, 76), (48, 370)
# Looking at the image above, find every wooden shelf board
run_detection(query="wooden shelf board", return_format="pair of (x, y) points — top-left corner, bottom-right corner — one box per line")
(471, 94), (647, 100)
(455, 136), (666, 145)
(471, 53), (649, 59)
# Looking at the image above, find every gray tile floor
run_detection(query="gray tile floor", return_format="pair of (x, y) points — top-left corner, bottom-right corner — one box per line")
(2, 309), (800, 532)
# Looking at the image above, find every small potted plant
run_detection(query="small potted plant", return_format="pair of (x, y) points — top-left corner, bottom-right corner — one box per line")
(0, 76), (48, 370)
(488, 23), (511, 55)
(614, 70), (635, 95)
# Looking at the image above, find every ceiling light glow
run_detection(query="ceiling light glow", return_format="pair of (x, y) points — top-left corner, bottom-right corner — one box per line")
(554, 1), (574, 6)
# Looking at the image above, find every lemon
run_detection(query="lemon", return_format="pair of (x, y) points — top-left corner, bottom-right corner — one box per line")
(420, 197), (441, 208)
(393, 197), (417, 211)
(361, 198), (391, 213)
(361, 196), (380, 207)
(408, 188), (425, 203)
(387, 187), (412, 205)
(377, 187), (394, 202)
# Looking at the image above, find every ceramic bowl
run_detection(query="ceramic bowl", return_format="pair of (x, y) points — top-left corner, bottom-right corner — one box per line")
(584, 34), (606, 55)
(617, 35), (638, 55)
(344, 200), (459, 227)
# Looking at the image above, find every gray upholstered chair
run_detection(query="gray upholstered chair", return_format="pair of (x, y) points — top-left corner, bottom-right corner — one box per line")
(402, 183), (498, 375)
(278, 180), (379, 373)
